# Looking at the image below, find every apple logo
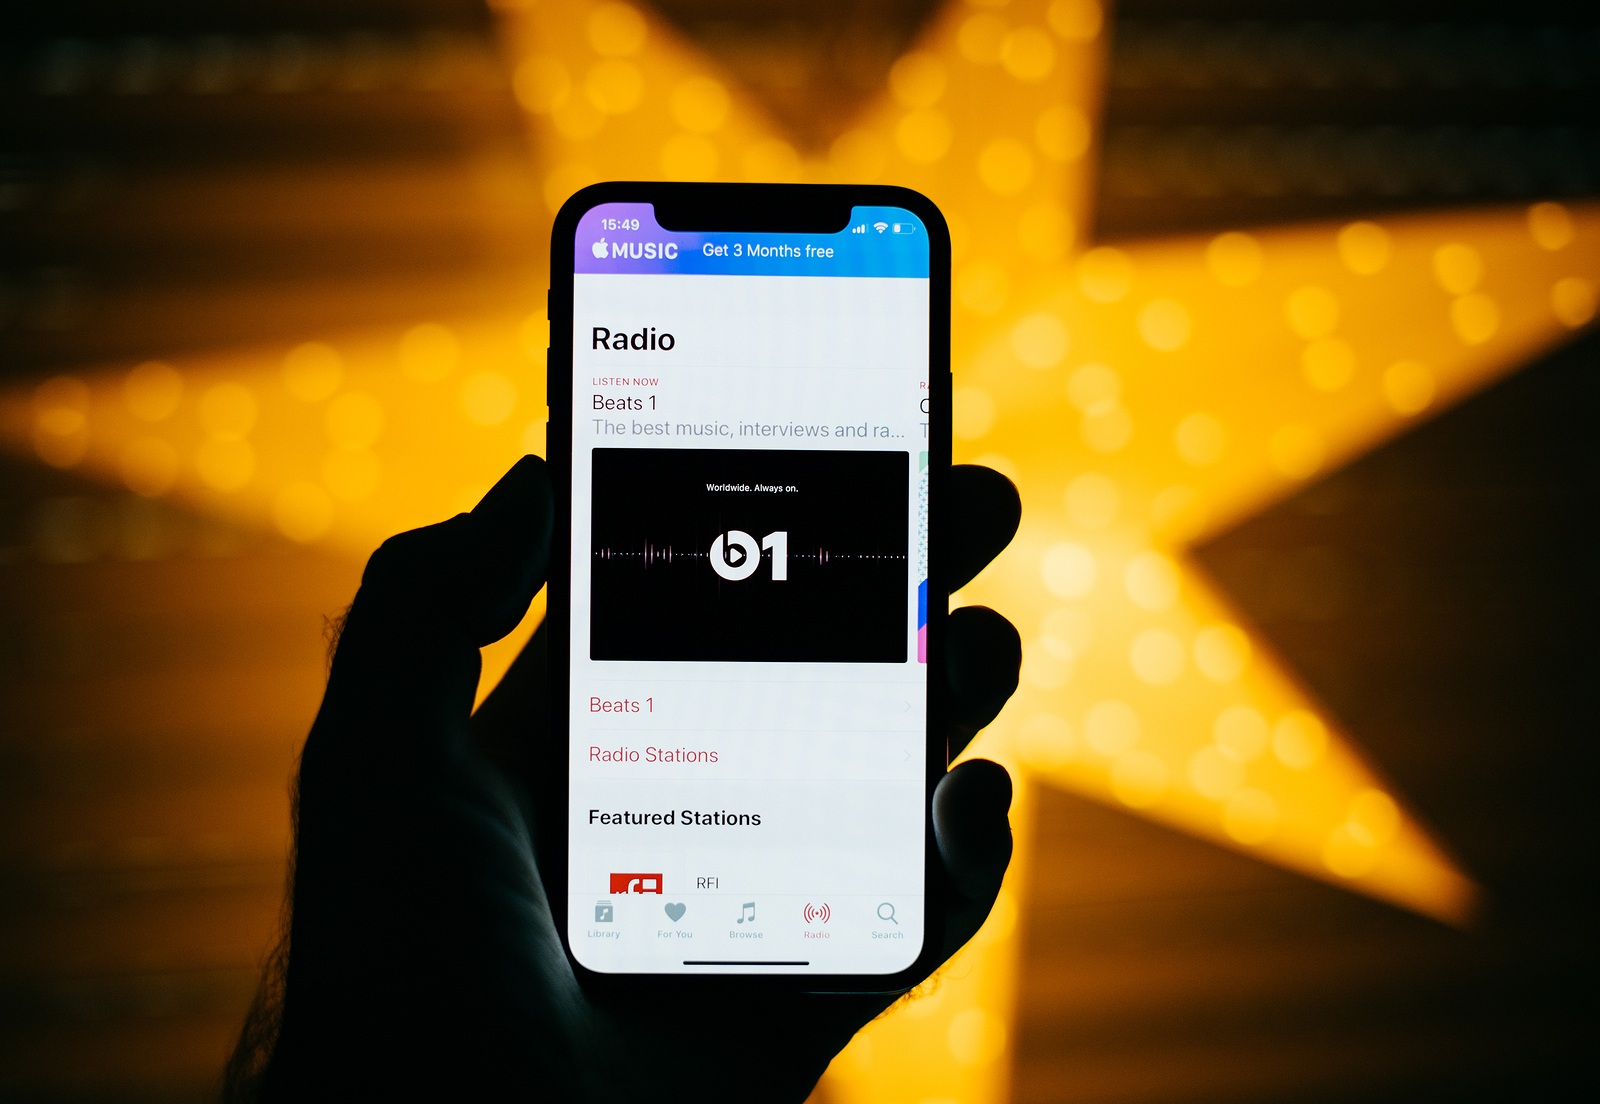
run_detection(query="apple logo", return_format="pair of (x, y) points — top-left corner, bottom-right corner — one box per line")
(592, 237), (609, 259)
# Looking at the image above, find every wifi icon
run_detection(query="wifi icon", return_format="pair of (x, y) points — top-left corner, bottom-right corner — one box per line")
(802, 902), (831, 924)
(873, 221), (888, 233)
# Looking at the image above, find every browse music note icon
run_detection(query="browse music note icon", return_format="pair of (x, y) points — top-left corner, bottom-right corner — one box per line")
(737, 902), (756, 924)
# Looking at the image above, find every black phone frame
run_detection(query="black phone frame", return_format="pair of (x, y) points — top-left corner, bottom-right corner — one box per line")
(544, 181), (953, 995)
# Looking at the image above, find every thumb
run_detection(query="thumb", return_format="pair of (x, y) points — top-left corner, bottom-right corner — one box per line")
(319, 456), (555, 744)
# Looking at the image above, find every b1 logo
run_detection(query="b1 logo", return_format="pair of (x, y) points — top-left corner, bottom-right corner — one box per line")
(709, 530), (788, 582)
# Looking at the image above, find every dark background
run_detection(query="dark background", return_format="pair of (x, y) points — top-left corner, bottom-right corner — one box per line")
(0, 1), (1596, 1100)
(590, 447), (908, 663)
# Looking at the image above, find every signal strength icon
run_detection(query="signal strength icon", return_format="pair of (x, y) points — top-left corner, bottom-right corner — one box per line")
(851, 223), (866, 234)
(873, 221), (889, 233)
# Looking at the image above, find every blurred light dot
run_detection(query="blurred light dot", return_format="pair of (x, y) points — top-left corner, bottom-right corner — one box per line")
(1017, 202), (1074, 261)
(588, 2), (647, 56)
(198, 382), (257, 441)
(661, 133), (719, 179)
(1066, 363), (1120, 410)
(1194, 623), (1250, 682)
(1011, 312), (1068, 368)
(1042, 541), (1096, 598)
(197, 438), (254, 492)
(584, 59), (643, 115)
(977, 138), (1034, 195)
(461, 372), (517, 426)
(669, 75), (729, 133)
(1302, 338), (1356, 392)
(1323, 823), (1378, 878)
(1337, 221), (1391, 275)
(1065, 472), (1118, 528)
(1081, 404), (1132, 453)
(955, 262), (1008, 315)
(323, 448), (381, 502)
(952, 386), (996, 440)
(1432, 243), (1483, 296)
(520, 314), (549, 360)
(283, 342), (343, 401)
(1285, 286), (1339, 340)
(399, 323), (460, 382)
(889, 51), (945, 108)
(1527, 201), (1575, 251)
(1111, 750), (1169, 807)
(958, 14), (1007, 64)
(325, 391), (384, 449)
(1130, 628), (1185, 684)
(1085, 700), (1139, 756)
(1150, 484), (1205, 541)
(1214, 705), (1267, 762)
(1451, 293), (1499, 344)
(1224, 788), (1278, 844)
(544, 161), (601, 213)
(1174, 412), (1225, 466)
(1041, 607), (1092, 658)
(1350, 788), (1401, 844)
(1205, 231), (1263, 287)
(32, 377), (89, 467)
(1017, 712), (1075, 770)
(1077, 247), (1133, 302)
(1383, 360), (1435, 415)
(1551, 277), (1596, 328)
(119, 437), (179, 497)
(1273, 710), (1327, 770)
(124, 361), (183, 422)
(1000, 27), (1056, 80)
(512, 56), (569, 113)
(897, 109), (953, 164)
(274, 481), (334, 542)
(1268, 423), (1324, 480)
(741, 138), (800, 182)
(551, 94), (605, 140)
(946, 1007), (1006, 1067)
(33, 375), (89, 433)
(1188, 745), (1242, 800)
(1035, 104), (1089, 163)
(1048, 0), (1103, 41)
(1138, 299), (1190, 351)
(1124, 551), (1178, 611)
(829, 128), (886, 181)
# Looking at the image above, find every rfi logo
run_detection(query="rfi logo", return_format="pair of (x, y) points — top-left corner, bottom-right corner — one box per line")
(610, 872), (663, 894)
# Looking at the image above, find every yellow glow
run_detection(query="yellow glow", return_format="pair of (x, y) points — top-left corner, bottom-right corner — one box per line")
(1, 4), (1596, 1104)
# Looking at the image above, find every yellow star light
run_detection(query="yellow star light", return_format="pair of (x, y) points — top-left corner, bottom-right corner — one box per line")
(3, 3), (1597, 1104)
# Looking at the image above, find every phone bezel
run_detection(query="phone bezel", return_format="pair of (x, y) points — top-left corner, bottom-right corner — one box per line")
(545, 181), (953, 994)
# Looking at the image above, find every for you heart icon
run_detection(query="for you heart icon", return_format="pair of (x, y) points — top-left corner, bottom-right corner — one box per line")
(664, 902), (687, 922)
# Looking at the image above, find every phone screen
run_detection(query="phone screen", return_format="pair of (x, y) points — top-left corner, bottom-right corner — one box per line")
(563, 200), (933, 976)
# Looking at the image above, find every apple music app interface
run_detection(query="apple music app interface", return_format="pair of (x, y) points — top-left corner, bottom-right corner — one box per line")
(567, 202), (931, 975)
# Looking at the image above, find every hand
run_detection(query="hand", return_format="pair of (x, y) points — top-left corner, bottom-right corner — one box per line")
(228, 456), (1021, 1103)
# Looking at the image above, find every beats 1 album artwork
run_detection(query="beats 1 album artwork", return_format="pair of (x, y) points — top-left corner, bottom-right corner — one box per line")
(590, 448), (908, 662)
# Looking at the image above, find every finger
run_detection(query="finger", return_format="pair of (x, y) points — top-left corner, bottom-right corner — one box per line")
(933, 758), (1014, 955)
(946, 606), (1021, 762)
(318, 456), (554, 746)
(947, 465), (1021, 593)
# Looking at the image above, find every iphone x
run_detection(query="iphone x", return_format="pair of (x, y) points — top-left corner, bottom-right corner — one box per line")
(545, 183), (951, 991)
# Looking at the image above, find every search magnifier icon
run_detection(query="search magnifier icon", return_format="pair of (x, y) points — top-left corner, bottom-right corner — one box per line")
(877, 902), (898, 925)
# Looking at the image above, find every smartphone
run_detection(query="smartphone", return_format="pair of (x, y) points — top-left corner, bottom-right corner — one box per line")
(546, 183), (951, 990)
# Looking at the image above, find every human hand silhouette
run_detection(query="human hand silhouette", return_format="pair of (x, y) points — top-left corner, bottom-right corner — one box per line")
(229, 455), (1021, 1103)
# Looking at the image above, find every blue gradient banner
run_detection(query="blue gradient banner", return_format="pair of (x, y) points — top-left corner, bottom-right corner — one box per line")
(575, 203), (930, 278)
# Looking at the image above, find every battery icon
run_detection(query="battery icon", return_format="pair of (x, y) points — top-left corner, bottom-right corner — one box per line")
(891, 222), (917, 234)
